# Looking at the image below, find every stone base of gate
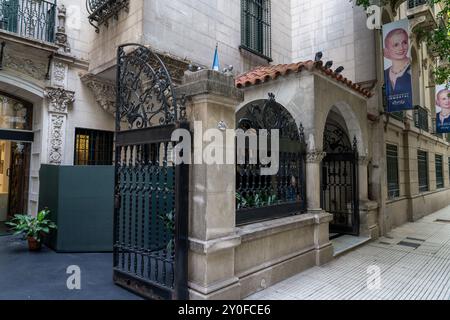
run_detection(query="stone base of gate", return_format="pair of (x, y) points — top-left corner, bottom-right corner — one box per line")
(187, 212), (334, 300)
(360, 200), (379, 240)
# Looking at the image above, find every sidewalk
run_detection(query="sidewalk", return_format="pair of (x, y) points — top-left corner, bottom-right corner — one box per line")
(247, 207), (450, 300)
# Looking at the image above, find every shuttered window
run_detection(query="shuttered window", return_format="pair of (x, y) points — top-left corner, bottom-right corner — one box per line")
(436, 154), (444, 189)
(241, 0), (271, 60)
(418, 150), (429, 193)
(387, 144), (400, 199)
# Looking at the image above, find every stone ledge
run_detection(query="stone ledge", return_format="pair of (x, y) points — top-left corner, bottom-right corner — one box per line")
(189, 234), (241, 255)
(360, 200), (379, 211)
(188, 276), (240, 296)
(176, 70), (244, 101)
(237, 214), (319, 243)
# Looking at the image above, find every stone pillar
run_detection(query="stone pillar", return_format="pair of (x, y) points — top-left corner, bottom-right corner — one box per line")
(306, 149), (333, 265)
(358, 155), (378, 238)
(44, 87), (74, 165)
(306, 150), (326, 211)
(176, 70), (243, 300)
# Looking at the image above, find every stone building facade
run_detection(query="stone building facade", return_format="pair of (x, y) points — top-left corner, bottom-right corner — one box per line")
(0, 0), (448, 299)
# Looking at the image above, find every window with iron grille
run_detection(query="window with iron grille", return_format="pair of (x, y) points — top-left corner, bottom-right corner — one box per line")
(414, 106), (429, 132)
(386, 144), (400, 199)
(241, 0), (271, 60)
(74, 128), (114, 166)
(435, 154), (444, 189)
(418, 150), (429, 193)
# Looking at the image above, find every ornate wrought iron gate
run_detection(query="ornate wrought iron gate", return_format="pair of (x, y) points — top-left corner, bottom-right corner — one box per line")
(113, 44), (189, 300)
(321, 123), (359, 236)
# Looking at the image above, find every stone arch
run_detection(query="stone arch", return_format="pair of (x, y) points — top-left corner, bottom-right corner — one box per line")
(316, 101), (366, 156)
(381, 8), (394, 25)
(0, 73), (44, 105)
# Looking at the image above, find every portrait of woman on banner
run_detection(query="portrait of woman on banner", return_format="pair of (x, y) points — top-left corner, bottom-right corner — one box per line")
(436, 86), (450, 133)
(383, 21), (413, 112)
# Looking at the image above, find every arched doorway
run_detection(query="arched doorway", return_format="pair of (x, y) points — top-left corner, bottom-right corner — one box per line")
(321, 117), (359, 236)
(235, 93), (307, 225)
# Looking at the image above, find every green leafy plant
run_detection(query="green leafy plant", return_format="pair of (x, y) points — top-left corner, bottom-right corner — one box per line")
(236, 192), (278, 209)
(6, 209), (57, 243)
(158, 210), (175, 252)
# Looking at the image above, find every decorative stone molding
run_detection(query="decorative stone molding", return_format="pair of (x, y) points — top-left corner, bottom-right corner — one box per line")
(45, 87), (75, 114)
(52, 62), (68, 88)
(3, 53), (47, 80)
(306, 150), (327, 163)
(48, 114), (66, 165)
(55, 5), (71, 53)
(80, 73), (116, 115)
(358, 155), (371, 166)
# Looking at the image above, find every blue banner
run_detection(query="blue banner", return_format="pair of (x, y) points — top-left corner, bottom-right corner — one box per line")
(382, 19), (413, 112)
(436, 84), (450, 133)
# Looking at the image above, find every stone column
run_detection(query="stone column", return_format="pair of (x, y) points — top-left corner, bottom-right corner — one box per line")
(358, 155), (379, 238)
(306, 149), (333, 265)
(44, 87), (74, 165)
(176, 70), (243, 300)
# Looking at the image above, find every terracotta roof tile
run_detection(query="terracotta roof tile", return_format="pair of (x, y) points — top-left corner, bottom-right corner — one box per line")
(235, 60), (373, 98)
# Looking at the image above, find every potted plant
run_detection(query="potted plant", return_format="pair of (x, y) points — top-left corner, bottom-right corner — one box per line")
(6, 209), (57, 251)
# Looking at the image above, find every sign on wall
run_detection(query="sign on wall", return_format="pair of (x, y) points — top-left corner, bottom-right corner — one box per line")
(436, 84), (450, 133)
(383, 19), (413, 112)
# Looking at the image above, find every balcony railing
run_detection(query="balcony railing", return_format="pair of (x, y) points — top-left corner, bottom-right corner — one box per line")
(414, 106), (429, 132)
(0, 0), (56, 43)
(87, 0), (129, 33)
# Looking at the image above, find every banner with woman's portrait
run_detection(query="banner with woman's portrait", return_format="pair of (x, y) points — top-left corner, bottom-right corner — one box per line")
(435, 84), (450, 133)
(383, 19), (413, 112)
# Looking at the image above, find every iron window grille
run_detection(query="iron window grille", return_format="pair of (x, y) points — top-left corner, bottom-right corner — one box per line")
(0, 0), (56, 42)
(240, 0), (272, 61)
(435, 154), (444, 189)
(414, 106), (429, 132)
(86, 0), (129, 33)
(418, 150), (429, 193)
(408, 0), (434, 13)
(74, 128), (114, 166)
(386, 144), (400, 199)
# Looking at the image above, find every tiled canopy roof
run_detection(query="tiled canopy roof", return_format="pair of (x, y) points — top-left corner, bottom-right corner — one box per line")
(235, 60), (373, 98)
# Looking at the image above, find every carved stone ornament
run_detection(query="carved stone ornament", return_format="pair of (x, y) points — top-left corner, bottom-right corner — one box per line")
(3, 53), (47, 80)
(52, 62), (67, 87)
(48, 114), (65, 165)
(45, 87), (75, 114)
(306, 150), (327, 163)
(55, 5), (71, 53)
(80, 73), (116, 115)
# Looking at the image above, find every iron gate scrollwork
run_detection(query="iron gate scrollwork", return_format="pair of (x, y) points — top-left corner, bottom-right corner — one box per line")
(321, 123), (359, 236)
(113, 44), (189, 300)
(236, 93), (307, 225)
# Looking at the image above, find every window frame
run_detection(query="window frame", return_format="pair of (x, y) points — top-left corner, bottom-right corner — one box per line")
(240, 0), (272, 61)
(435, 154), (444, 189)
(386, 144), (400, 199)
(74, 127), (114, 166)
(417, 150), (429, 193)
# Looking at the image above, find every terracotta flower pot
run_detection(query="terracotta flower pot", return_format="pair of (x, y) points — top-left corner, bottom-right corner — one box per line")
(27, 237), (42, 251)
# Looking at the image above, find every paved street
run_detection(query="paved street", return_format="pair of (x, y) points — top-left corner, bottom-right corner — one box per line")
(0, 236), (142, 300)
(248, 207), (450, 300)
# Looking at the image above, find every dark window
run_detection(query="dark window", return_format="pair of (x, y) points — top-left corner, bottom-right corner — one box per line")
(436, 154), (444, 189)
(418, 150), (429, 193)
(408, 0), (429, 9)
(74, 128), (114, 166)
(414, 106), (429, 132)
(386, 144), (400, 199)
(241, 0), (271, 60)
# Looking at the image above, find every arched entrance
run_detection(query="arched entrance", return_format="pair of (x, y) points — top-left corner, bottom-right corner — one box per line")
(235, 93), (307, 225)
(321, 118), (359, 236)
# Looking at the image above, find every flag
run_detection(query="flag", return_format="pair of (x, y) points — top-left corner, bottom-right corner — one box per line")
(212, 43), (219, 71)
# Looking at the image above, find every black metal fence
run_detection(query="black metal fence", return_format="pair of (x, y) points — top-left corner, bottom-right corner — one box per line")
(414, 106), (429, 132)
(113, 44), (188, 300)
(236, 94), (306, 225)
(0, 0), (56, 42)
(87, 0), (129, 32)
